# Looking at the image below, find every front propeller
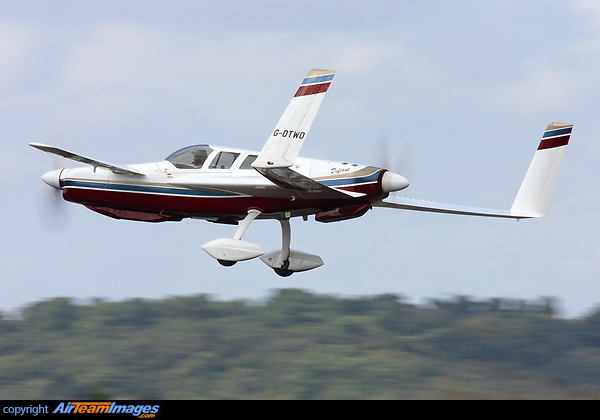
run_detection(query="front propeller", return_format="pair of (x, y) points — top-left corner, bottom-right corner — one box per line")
(372, 133), (411, 193)
(36, 157), (71, 232)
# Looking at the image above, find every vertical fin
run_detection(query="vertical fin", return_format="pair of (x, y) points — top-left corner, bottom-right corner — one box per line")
(252, 69), (336, 169)
(510, 123), (573, 218)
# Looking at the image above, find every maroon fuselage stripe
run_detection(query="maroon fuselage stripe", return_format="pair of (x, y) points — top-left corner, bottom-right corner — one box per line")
(294, 82), (331, 97)
(538, 135), (570, 150)
(62, 183), (382, 220)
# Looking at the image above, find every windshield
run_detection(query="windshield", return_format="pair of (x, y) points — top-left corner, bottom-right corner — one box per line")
(165, 145), (214, 169)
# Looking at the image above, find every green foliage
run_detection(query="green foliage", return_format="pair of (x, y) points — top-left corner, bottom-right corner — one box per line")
(1, 291), (599, 399)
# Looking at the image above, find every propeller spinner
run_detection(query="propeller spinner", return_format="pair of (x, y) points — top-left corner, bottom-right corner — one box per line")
(41, 168), (64, 190)
(381, 171), (409, 192)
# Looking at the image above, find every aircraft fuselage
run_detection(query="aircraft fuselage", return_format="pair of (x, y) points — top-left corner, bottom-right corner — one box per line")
(54, 144), (389, 224)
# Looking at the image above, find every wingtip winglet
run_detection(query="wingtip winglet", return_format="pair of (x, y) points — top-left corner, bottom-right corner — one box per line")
(510, 122), (573, 217)
(253, 69), (337, 169)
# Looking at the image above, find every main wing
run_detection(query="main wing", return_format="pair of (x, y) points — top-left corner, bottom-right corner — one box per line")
(29, 143), (144, 176)
(252, 69), (362, 200)
(374, 123), (573, 219)
(253, 69), (335, 169)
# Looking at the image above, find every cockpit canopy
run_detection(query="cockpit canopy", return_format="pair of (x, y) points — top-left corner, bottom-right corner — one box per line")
(165, 145), (258, 170)
(165, 145), (214, 169)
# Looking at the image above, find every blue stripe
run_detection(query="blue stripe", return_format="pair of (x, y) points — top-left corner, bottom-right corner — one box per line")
(543, 127), (572, 138)
(318, 171), (381, 188)
(302, 74), (335, 86)
(63, 180), (238, 197)
(63, 180), (108, 189)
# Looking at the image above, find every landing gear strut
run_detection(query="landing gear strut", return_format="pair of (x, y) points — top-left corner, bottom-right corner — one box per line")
(260, 217), (324, 275)
(202, 210), (324, 275)
(273, 219), (293, 277)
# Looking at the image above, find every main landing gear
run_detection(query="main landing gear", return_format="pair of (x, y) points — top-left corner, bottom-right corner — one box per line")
(201, 210), (323, 276)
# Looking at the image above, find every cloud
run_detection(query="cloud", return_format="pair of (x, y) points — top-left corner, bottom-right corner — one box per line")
(487, 67), (578, 116)
(58, 23), (402, 92)
(573, 0), (600, 26)
(0, 21), (42, 93)
(48, 23), (411, 132)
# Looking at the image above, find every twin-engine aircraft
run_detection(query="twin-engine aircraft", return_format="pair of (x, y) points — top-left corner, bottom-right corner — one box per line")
(31, 69), (573, 276)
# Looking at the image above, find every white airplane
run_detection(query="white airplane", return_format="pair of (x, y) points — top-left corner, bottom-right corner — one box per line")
(31, 69), (573, 276)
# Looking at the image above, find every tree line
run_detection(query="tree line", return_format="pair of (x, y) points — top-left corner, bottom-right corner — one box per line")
(1, 289), (599, 399)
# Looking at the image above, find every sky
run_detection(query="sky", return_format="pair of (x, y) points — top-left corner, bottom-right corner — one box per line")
(2, 0), (599, 318)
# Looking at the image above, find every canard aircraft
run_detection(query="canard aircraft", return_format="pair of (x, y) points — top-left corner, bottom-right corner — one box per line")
(31, 69), (573, 276)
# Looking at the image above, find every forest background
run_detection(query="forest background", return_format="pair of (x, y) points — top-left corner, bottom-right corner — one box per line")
(1, 289), (600, 400)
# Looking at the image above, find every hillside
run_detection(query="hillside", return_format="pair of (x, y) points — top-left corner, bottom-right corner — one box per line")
(1, 290), (600, 399)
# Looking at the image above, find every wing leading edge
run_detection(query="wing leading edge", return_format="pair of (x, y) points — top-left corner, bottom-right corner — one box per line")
(374, 123), (573, 219)
(29, 143), (144, 176)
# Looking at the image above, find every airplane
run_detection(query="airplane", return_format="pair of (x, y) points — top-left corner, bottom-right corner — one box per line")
(31, 69), (573, 277)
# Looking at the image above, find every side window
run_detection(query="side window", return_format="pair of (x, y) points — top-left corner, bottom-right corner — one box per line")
(209, 152), (240, 170)
(239, 155), (258, 169)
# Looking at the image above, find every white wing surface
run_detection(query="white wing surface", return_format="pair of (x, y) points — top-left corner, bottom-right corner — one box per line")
(29, 143), (144, 176)
(252, 69), (335, 169)
(252, 69), (360, 200)
(374, 123), (573, 219)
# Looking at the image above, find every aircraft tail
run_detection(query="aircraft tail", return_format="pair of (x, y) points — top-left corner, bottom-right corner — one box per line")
(510, 123), (573, 218)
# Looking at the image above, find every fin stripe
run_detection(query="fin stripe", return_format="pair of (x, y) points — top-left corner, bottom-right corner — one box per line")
(542, 127), (573, 138)
(301, 74), (335, 85)
(294, 82), (331, 97)
(538, 134), (570, 150)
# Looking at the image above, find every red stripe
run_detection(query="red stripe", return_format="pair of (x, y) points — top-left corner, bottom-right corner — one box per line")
(294, 82), (331, 97)
(63, 183), (383, 220)
(538, 135), (570, 150)
(62, 188), (343, 217)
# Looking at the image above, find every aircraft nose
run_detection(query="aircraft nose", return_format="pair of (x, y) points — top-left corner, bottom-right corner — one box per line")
(41, 168), (64, 190)
(381, 171), (409, 193)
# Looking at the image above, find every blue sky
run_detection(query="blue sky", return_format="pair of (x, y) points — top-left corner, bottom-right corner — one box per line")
(2, 1), (599, 317)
